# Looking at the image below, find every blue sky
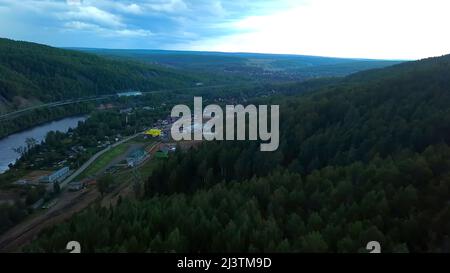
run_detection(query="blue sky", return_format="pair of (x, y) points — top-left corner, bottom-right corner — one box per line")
(1, 0), (450, 59)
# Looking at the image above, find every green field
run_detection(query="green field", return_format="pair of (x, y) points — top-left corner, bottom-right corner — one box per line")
(76, 144), (130, 180)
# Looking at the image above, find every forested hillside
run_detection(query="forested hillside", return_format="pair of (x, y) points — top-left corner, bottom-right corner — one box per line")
(0, 38), (204, 112)
(27, 54), (450, 252)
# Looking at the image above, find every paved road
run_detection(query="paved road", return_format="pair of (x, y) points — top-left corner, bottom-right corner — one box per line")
(0, 96), (113, 121)
(0, 83), (255, 121)
(60, 132), (142, 188)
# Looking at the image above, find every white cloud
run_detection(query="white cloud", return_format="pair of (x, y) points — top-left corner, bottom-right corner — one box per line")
(120, 3), (143, 15)
(66, 0), (82, 6)
(100, 2), (144, 15)
(145, 0), (188, 13)
(182, 0), (450, 60)
(206, 0), (227, 17)
(64, 20), (152, 38)
(64, 5), (124, 28)
(114, 28), (153, 37)
(59, 2), (153, 38)
(64, 21), (99, 30)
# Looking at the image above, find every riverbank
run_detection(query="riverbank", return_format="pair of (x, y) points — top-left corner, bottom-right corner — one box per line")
(0, 116), (87, 174)
(0, 102), (93, 140)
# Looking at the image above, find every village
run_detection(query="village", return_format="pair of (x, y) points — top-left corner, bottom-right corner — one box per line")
(0, 106), (200, 251)
(10, 112), (180, 203)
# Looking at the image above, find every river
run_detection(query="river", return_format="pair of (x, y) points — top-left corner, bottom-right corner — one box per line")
(0, 116), (86, 173)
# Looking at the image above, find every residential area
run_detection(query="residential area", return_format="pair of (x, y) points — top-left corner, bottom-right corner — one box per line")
(0, 104), (187, 251)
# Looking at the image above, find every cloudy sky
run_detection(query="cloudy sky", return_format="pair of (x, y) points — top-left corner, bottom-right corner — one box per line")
(0, 0), (450, 59)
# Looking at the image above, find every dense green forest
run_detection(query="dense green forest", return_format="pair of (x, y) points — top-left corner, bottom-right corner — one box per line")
(25, 144), (450, 252)
(26, 53), (450, 252)
(0, 38), (210, 112)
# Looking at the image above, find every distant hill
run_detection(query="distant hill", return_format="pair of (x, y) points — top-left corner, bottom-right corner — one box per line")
(0, 38), (206, 112)
(72, 48), (404, 82)
(345, 53), (450, 85)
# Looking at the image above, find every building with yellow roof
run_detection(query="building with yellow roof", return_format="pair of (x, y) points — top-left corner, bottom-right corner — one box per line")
(145, 128), (162, 137)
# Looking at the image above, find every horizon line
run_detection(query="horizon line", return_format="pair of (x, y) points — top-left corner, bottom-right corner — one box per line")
(63, 46), (411, 62)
